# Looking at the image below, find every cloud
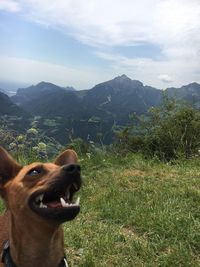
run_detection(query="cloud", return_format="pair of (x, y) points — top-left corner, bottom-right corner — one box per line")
(0, 0), (21, 12)
(95, 51), (199, 88)
(158, 74), (174, 83)
(1, 0), (200, 87)
(15, 0), (200, 48)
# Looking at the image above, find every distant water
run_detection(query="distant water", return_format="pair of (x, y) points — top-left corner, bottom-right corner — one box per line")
(0, 81), (30, 96)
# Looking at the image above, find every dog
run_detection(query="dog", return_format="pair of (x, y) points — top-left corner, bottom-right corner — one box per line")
(0, 146), (81, 267)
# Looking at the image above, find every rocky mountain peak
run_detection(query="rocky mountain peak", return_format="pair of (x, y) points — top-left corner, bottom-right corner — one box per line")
(114, 74), (131, 81)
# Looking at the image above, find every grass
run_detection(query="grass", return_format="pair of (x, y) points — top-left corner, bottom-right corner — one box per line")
(1, 152), (200, 266)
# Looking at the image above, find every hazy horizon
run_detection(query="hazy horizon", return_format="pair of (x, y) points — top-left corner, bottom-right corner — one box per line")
(0, 74), (200, 94)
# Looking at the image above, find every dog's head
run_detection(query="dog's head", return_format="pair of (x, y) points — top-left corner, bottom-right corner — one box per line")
(0, 147), (81, 224)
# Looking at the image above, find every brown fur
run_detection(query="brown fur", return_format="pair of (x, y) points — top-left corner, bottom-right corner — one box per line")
(0, 147), (80, 267)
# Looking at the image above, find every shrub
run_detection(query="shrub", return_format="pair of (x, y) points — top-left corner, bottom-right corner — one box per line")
(114, 95), (200, 160)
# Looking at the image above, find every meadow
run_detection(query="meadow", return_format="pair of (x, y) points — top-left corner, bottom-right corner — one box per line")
(1, 152), (200, 266)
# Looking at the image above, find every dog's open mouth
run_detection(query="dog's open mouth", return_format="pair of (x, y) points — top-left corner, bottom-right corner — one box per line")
(29, 182), (81, 223)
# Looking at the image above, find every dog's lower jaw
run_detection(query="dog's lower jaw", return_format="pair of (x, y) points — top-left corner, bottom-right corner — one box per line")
(8, 212), (66, 267)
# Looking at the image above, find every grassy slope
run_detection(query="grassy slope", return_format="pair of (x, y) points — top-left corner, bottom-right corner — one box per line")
(1, 153), (200, 266)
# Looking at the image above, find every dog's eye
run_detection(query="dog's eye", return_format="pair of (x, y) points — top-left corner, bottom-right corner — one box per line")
(27, 168), (42, 176)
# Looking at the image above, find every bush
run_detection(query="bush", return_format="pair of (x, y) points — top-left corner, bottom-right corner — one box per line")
(114, 95), (200, 160)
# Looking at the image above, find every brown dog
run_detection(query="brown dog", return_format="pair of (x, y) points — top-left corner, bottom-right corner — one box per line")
(0, 147), (81, 267)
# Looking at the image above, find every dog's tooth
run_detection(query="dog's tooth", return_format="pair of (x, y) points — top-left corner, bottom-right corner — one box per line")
(64, 258), (68, 267)
(75, 197), (80, 205)
(39, 202), (47, 208)
(36, 195), (41, 203)
(39, 194), (44, 201)
(66, 186), (71, 200)
(60, 198), (69, 207)
(36, 194), (44, 203)
(60, 197), (66, 207)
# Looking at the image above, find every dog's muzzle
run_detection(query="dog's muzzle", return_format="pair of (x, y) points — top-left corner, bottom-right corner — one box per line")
(28, 164), (82, 223)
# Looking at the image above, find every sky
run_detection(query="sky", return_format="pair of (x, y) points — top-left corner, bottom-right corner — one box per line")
(0, 0), (200, 91)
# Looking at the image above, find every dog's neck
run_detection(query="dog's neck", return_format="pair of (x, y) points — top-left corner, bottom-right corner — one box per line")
(8, 212), (65, 267)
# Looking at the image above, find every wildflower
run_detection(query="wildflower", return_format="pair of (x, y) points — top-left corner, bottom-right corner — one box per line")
(18, 144), (25, 150)
(37, 142), (48, 159)
(16, 135), (26, 143)
(86, 153), (91, 159)
(27, 128), (38, 136)
(38, 142), (47, 150)
(9, 142), (17, 151)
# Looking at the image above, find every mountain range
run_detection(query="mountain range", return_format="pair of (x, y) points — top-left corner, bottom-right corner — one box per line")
(1, 75), (200, 144)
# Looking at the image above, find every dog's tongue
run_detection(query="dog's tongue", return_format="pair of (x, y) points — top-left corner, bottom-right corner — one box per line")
(46, 201), (62, 208)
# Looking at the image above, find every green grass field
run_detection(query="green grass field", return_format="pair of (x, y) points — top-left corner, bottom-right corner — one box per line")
(1, 153), (200, 266)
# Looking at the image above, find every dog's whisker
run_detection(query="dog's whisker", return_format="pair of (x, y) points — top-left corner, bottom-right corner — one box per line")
(39, 194), (44, 201)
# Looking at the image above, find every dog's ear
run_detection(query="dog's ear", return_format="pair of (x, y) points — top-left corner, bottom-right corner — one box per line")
(0, 147), (22, 190)
(54, 149), (78, 166)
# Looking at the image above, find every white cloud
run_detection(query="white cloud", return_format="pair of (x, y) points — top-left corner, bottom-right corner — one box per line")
(95, 51), (199, 88)
(1, 0), (200, 87)
(0, 0), (20, 12)
(158, 74), (173, 83)
(16, 0), (200, 48)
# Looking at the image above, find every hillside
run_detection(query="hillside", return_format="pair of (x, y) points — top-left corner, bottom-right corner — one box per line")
(81, 75), (163, 123)
(12, 82), (76, 106)
(0, 91), (27, 117)
(166, 82), (200, 108)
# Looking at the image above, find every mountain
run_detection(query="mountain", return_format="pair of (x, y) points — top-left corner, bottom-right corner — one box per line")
(82, 75), (162, 123)
(64, 86), (76, 91)
(0, 88), (6, 94)
(11, 82), (76, 106)
(166, 82), (200, 108)
(12, 75), (162, 120)
(11, 82), (81, 117)
(0, 91), (30, 132)
(10, 76), (200, 144)
(10, 75), (164, 144)
(0, 91), (27, 116)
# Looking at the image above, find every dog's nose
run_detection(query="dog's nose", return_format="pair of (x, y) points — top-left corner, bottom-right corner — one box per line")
(62, 164), (81, 174)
